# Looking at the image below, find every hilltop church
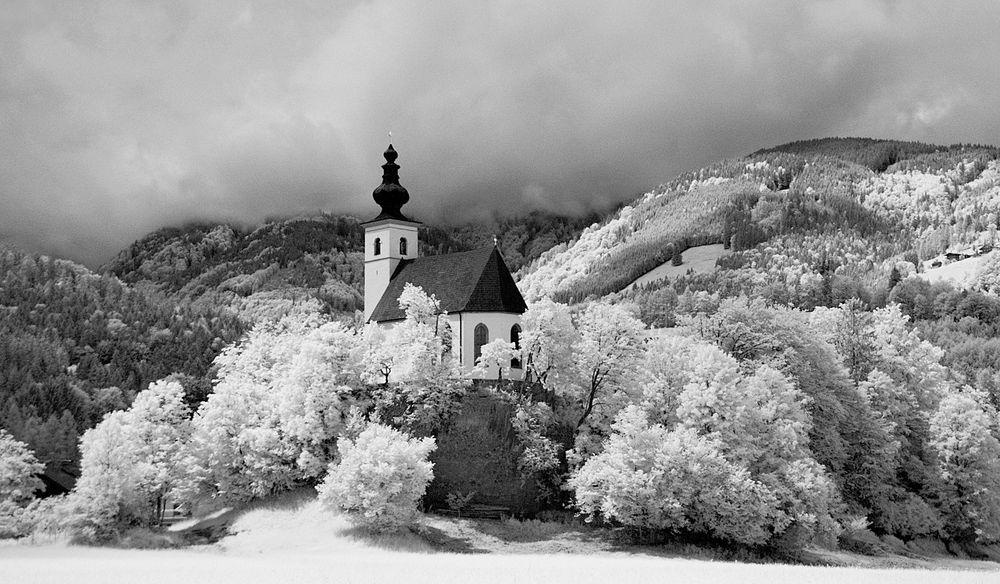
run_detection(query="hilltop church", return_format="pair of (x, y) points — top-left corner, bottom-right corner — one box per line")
(362, 145), (527, 379)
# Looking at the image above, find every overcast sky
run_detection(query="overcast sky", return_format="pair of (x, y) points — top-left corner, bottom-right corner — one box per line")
(2, 1), (999, 266)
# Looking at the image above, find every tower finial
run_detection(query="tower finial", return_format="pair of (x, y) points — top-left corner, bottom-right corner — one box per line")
(372, 143), (410, 220)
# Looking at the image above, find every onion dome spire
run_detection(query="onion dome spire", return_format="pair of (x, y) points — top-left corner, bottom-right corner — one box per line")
(372, 144), (411, 221)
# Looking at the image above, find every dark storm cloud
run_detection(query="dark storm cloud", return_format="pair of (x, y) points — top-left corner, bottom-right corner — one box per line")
(2, 0), (999, 266)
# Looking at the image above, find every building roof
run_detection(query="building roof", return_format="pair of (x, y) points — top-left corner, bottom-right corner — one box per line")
(370, 246), (528, 322)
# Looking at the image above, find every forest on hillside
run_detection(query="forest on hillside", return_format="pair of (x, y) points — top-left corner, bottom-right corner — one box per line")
(104, 211), (597, 324)
(0, 247), (244, 482)
(521, 139), (1000, 304)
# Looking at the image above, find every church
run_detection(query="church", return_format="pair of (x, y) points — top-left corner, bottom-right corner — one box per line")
(362, 145), (527, 380)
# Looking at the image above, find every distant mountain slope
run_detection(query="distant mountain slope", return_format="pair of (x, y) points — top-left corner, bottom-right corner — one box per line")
(103, 215), (371, 323)
(753, 137), (940, 172)
(755, 137), (998, 173)
(519, 138), (1000, 304)
(0, 244), (244, 475)
(103, 212), (595, 324)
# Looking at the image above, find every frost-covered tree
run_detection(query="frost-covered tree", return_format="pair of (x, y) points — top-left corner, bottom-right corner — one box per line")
(276, 324), (365, 476)
(588, 333), (842, 544)
(672, 345), (841, 540)
(357, 322), (395, 385)
(519, 298), (579, 393)
(810, 301), (952, 538)
(858, 368), (911, 451)
(869, 303), (948, 409)
(520, 300), (647, 463)
(385, 284), (455, 382)
(180, 314), (363, 504)
(680, 299), (897, 528)
(570, 406), (784, 545)
(71, 412), (151, 534)
(0, 430), (43, 505)
(358, 284), (457, 386)
(566, 303), (646, 450)
(930, 387), (1000, 542)
(0, 431), (44, 538)
(679, 297), (785, 363)
(811, 300), (875, 385)
(397, 282), (440, 326)
(68, 379), (191, 535)
(123, 379), (192, 521)
(317, 422), (435, 533)
(474, 338), (516, 381)
(364, 285), (468, 435)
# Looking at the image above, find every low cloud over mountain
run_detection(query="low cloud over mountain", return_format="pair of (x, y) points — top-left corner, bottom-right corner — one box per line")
(2, 0), (999, 265)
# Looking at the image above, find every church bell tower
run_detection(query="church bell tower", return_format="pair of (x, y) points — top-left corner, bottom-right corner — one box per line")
(363, 144), (420, 320)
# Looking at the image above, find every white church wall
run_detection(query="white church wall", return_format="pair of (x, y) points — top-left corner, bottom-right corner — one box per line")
(377, 312), (523, 382)
(459, 311), (524, 381)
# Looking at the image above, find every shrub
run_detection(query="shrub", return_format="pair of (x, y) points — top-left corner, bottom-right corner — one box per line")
(838, 518), (887, 556)
(317, 422), (436, 533)
(21, 495), (72, 541)
(0, 500), (34, 539)
(872, 494), (942, 540)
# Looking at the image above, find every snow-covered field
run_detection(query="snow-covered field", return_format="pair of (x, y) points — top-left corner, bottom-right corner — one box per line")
(4, 539), (998, 584)
(3, 498), (997, 584)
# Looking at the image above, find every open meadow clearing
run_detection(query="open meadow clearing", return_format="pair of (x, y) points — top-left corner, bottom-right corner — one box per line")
(624, 243), (730, 291)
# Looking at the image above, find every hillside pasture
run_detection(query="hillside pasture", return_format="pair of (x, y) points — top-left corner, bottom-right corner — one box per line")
(518, 179), (747, 302)
(623, 243), (729, 292)
(920, 254), (991, 289)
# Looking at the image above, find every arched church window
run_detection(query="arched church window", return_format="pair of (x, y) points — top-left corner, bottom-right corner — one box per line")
(441, 321), (453, 357)
(474, 323), (488, 364)
(510, 324), (522, 369)
(374, 237), (382, 256)
(400, 237), (408, 255)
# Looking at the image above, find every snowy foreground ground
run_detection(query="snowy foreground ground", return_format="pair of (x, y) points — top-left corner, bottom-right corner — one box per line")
(6, 545), (999, 584)
(3, 498), (999, 584)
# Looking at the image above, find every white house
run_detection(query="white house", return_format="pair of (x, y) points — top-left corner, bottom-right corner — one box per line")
(362, 144), (526, 379)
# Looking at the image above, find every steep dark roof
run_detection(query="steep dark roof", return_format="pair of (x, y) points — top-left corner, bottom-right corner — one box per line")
(370, 246), (528, 322)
